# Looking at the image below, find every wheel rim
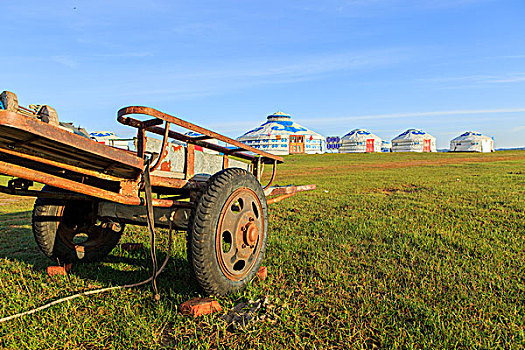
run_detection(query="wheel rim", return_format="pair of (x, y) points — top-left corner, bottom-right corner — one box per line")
(56, 203), (121, 252)
(216, 187), (265, 281)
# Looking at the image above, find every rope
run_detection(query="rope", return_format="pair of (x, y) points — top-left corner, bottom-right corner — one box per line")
(0, 166), (172, 323)
(143, 159), (160, 300)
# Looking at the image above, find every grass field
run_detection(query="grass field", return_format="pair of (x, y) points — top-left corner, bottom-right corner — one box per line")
(0, 151), (524, 349)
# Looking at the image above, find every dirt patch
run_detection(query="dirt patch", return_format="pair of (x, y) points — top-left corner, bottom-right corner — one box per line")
(372, 184), (425, 195)
(285, 155), (525, 177)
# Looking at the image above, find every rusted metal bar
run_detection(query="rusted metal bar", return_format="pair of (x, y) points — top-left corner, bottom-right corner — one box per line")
(0, 160), (192, 208)
(137, 127), (146, 158)
(192, 135), (212, 141)
(0, 146), (126, 182)
(149, 175), (206, 190)
(186, 143), (195, 179)
(262, 160), (277, 190)
(0, 186), (91, 200)
(143, 118), (163, 128)
(253, 157), (262, 181)
(98, 202), (191, 229)
(223, 155), (229, 170)
(264, 184), (316, 197)
(267, 193), (296, 205)
(119, 115), (258, 162)
(117, 106), (284, 163)
(149, 121), (170, 172)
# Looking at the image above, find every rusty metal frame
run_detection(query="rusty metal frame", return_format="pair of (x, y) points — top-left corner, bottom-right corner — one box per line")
(117, 106), (283, 163)
(0, 110), (143, 172)
(0, 160), (193, 208)
(0, 106), (315, 209)
(118, 106), (285, 181)
(0, 146), (125, 182)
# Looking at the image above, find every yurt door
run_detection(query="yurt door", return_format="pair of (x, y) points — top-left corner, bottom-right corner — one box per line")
(482, 140), (491, 152)
(423, 139), (431, 152)
(366, 139), (374, 152)
(289, 135), (305, 154)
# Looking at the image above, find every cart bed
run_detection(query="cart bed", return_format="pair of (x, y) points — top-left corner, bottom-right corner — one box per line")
(0, 110), (143, 179)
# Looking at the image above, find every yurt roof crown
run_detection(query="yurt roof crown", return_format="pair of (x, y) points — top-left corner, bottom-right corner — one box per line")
(240, 111), (322, 137)
(461, 131), (482, 137)
(343, 129), (372, 137)
(398, 128), (427, 136)
(393, 128), (435, 140)
(267, 111), (292, 121)
(455, 131), (492, 138)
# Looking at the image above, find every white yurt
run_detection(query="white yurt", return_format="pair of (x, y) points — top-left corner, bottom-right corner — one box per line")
(339, 129), (382, 153)
(185, 131), (220, 154)
(381, 140), (392, 152)
(90, 131), (131, 150)
(392, 129), (436, 152)
(450, 131), (494, 152)
(237, 111), (325, 155)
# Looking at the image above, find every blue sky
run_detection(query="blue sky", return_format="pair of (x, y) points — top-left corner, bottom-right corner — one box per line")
(2, 0), (525, 148)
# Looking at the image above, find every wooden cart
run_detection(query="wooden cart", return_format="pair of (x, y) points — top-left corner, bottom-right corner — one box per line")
(0, 91), (314, 296)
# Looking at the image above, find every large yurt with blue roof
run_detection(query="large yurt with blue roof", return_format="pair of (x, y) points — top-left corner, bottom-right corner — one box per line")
(450, 131), (494, 152)
(237, 111), (325, 155)
(392, 128), (436, 152)
(339, 129), (382, 153)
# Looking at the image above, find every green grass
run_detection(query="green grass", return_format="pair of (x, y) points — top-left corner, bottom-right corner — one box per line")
(0, 151), (524, 349)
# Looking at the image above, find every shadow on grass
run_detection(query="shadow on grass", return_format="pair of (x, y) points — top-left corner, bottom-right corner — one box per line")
(0, 210), (201, 300)
(0, 210), (50, 269)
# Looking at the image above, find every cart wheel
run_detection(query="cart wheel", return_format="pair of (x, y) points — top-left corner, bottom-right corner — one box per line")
(188, 168), (268, 296)
(32, 188), (124, 263)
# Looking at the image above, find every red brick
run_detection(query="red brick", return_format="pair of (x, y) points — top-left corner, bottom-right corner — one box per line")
(180, 298), (222, 317)
(47, 266), (68, 276)
(257, 266), (268, 280)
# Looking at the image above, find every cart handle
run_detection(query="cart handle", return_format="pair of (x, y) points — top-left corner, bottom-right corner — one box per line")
(149, 121), (170, 172)
(117, 106), (283, 164)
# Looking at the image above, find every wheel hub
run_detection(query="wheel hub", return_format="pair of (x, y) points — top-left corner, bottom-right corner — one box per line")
(243, 220), (258, 247)
(216, 187), (265, 281)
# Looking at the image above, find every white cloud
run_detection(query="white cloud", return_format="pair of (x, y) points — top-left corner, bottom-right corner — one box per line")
(114, 49), (409, 99)
(487, 75), (525, 83)
(487, 55), (525, 60)
(93, 52), (154, 58)
(301, 107), (525, 125)
(298, 0), (493, 17)
(423, 73), (525, 85)
(512, 126), (525, 132)
(51, 55), (78, 68)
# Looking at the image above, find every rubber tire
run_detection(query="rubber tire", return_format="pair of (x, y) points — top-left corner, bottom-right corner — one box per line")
(187, 168), (268, 296)
(32, 190), (122, 263)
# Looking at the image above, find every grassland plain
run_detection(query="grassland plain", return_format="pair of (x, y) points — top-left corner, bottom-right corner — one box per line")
(0, 151), (523, 349)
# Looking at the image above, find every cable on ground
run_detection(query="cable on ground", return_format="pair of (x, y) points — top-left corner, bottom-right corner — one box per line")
(0, 162), (171, 324)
